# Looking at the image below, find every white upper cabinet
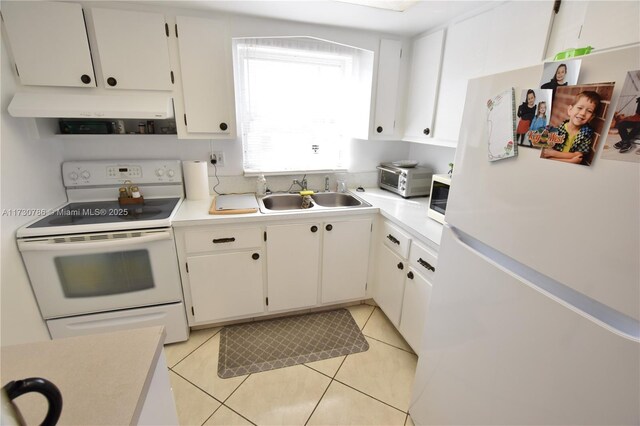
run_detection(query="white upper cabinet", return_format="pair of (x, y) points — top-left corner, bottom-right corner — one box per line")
(372, 39), (402, 139)
(402, 29), (445, 143)
(89, 8), (172, 90)
(175, 16), (236, 137)
(1, 1), (96, 88)
(546, 1), (640, 55)
(434, 1), (553, 144)
(580, 2), (639, 49)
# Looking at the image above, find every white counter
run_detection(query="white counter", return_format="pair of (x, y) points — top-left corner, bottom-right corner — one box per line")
(354, 188), (443, 249)
(173, 188), (443, 247)
(0, 327), (174, 425)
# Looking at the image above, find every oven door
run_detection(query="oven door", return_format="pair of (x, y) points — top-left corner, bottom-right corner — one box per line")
(18, 229), (183, 319)
(377, 166), (402, 195)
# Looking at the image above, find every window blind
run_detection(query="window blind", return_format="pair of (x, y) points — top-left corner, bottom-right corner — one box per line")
(234, 37), (373, 174)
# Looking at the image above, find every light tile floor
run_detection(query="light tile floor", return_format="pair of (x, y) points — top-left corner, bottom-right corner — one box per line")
(164, 304), (417, 426)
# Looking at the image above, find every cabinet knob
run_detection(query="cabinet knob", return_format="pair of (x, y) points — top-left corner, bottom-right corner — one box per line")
(397, 262), (404, 270)
(310, 225), (318, 233)
(407, 271), (414, 279)
(423, 128), (430, 135)
(80, 74), (92, 84)
(219, 122), (228, 131)
(252, 253), (260, 260)
(376, 126), (383, 133)
(325, 224), (333, 231)
(107, 77), (117, 87)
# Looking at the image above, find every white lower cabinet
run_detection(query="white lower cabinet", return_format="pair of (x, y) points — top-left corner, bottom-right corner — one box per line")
(172, 214), (397, 328)
(374, 220), (438, 352)
(187, 251), (264, 323)
(375, 244), (407, 326)
(176, 226), (266, 325)
(266, 222), (321, 311)
(399, 268), (432, 351)
(321, 218), (372, 304)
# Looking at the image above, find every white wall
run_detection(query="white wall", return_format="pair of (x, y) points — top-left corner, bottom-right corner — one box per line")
(408, 143), (455, 175)
(1, 35), (67, 346)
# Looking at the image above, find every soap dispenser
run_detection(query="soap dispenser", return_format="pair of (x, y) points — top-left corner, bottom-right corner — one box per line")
(256, 174), (267, 196)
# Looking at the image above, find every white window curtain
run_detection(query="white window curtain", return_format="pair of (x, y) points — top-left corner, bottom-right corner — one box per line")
(234, 37), (373, 174)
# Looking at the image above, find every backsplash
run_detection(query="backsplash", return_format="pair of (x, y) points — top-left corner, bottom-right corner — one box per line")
(207, 172), (378, 195)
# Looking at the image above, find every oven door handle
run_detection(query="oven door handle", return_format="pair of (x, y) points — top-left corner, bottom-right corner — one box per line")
(18, 231), (172, 252)
(376, 166), (402, 175)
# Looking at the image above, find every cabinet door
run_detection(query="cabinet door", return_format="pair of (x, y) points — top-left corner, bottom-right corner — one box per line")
(399, 268), (432, 352)
(321, 218), (372, 304)
(435, 13), (489, 144)
(266, 223), (320, 311)
(1, 1), (96, 87)
(579, 1), (640, 51)
(435, 2), (552, 144)
(373, 39), (402, 138)
(374, 244), (406, 326)
(187, 251), (264, 323)
(90, 8), (172, 90)
(176, 16), (236, 136)
(402, 30), (444, 142)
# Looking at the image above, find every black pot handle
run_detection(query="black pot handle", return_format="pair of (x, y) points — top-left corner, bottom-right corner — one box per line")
(3, 377), (63, 426)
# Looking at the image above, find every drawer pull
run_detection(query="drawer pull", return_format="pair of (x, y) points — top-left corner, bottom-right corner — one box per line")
(397, 262), (404, 270)
(387, 234), (400, 245)
(418, 258), (435, 272)
(407, 271), (414, 279)
(212, 237), (236, 244)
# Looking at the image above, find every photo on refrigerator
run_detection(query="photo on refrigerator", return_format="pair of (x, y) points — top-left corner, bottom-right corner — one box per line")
(601, 70), (640, 162)
(513, 88), (553, 148)
(539, 82), (615, 166)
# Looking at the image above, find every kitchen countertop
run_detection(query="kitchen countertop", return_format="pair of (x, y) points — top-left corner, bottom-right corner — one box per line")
(173, 188), (443, 247)
(354, 188), (443, 248)
(0, 326), (166, 425)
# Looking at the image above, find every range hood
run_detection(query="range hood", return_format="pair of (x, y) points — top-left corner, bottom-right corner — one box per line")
(8, 92), (174, 119)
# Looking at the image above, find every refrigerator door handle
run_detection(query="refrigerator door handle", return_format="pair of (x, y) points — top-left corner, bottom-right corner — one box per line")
(449, 225), (640, 342)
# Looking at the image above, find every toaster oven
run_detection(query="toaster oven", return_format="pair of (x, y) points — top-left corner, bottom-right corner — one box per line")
(377, 163), (433, 198)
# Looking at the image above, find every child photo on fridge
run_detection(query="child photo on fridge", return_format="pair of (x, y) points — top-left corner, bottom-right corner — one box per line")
(540, 83), (615, 166)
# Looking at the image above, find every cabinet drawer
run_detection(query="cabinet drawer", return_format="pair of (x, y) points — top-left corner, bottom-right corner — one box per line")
(185, 227), (262, 253)
(382, 221), (411, 258)
(409, 241), (438, 281)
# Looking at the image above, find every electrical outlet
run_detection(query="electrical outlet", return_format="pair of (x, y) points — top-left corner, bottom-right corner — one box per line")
(211, 151), (225, 167)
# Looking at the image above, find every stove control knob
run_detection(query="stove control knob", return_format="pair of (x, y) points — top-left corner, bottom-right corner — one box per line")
(156, 169), (165, 177)
(69, 172), (79, 181)
(80, 171), (90, 179)
(167, 169), (175, 178)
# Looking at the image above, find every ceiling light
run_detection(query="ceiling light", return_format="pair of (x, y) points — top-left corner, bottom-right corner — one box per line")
(333, 0), (419, 12)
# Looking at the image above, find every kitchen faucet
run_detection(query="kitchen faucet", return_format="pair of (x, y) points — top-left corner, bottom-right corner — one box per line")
(292, 178), (307, 191)
(324, 176), (330, 192)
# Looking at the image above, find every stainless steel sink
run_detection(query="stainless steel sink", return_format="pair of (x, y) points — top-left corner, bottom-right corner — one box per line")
(312, 192), (363, 207)
(258, 192), (370, 213)
(259, 194), (312, 211)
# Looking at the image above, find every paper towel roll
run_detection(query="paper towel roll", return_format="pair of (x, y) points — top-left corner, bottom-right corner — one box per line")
(182, 160), (209, 200)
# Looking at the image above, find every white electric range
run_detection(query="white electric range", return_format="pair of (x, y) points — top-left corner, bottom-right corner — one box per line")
(16, 160), (190, 343)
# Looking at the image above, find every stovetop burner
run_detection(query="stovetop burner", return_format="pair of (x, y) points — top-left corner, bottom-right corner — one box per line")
(27, 198), (180, 229)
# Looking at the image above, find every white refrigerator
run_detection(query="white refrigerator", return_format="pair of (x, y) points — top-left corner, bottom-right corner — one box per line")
(410, 46), (639, 425)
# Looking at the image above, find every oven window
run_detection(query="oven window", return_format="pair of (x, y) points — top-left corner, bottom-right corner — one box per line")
(380, 171), (400, 188)
(54, 250), (155, 298)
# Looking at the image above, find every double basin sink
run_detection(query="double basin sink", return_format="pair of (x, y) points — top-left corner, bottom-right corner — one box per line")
(258, 192), (371, 213)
